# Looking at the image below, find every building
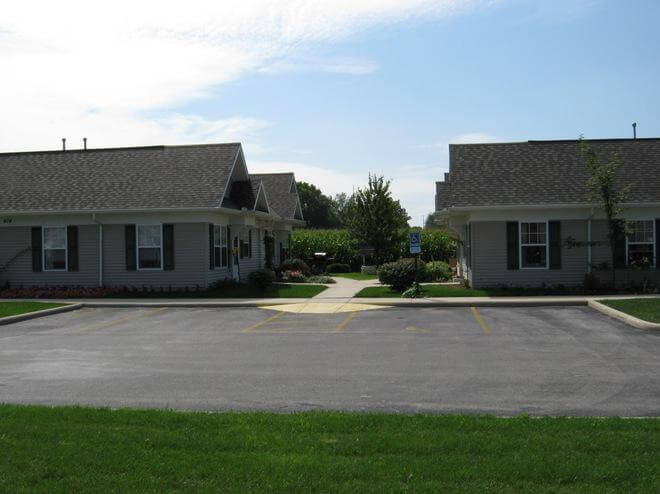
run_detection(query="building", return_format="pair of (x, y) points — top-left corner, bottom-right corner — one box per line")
(435, 138), (660, 288)
(0, 143), (304, 288)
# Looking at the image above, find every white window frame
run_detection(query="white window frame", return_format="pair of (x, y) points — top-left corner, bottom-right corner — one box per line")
(625, 219), (656, 268)
(136, 224), (163, 271)
(42, 226), (68, 272)
(519, 220), (549, 270)
(213, 225), (228, 268)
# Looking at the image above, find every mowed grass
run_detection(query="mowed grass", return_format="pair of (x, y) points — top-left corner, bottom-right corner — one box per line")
(0, 405), (658, 493)
(356, 284), (490, 298)
(0, 301), (66, 318)
(107, 283), (327, 299)
(332, 272), (378, 280)
(600, 298), (660, 323)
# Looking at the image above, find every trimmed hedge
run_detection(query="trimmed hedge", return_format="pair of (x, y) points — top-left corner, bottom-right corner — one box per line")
(280, 259), (311, 276)
(425, 261), (453, 282)
(378, 258), (427, 292)
(326, 263), (351, 273)
(248, 269), (276, 289)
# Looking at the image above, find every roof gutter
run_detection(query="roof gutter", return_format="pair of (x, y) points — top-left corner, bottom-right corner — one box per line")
(442, 201), (660, 213)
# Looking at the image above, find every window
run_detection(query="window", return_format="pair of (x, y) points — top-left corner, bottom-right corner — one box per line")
(213, 225), (228, 268)
(626, 220), (655, 268)
(137, 224), (162, 269)
(240, 229), (250, 259)
(43, 226), (67, 271)
(520, 222), (548, 268)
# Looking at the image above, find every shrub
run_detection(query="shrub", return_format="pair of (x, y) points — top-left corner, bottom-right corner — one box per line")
(291, 230), (359, 265)
(402, 284), (423, 298)
(326, 263), (351, 274)
(425, 261), (453, 282)
(378, 258), (427, 292)
(280, 258), (311, 276)
(247, 269), (276, 289)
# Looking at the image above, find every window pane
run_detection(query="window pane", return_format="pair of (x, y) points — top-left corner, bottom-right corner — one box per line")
(139, 247), (161, 269)
(138, 225), (161, 247)
(521, 222), (546, 245)
(214, 226), (221, 246)
(521, 245), (547, 268)
(628, 244), (654, 268)
(221, 227), (227, 246)
(44, 227), (66, 249)
(627, 220), (653, 243)
(45, 249), (66, 270)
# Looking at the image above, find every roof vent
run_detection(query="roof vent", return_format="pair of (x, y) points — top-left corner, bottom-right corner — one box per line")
(632, 122), (637, 139)
(83, 137), (87, 151)
(62, 138), (66, 152)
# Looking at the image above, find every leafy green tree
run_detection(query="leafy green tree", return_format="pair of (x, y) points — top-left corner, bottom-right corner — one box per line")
(345, 174), (410, 264)
(580, 137), (629, 287)
(297, 182), (340, 228)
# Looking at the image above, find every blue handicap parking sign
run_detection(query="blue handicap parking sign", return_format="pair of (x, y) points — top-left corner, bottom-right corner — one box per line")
(409, 232), (421, 254)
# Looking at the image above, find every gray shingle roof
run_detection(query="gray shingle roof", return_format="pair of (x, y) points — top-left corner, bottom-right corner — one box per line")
(437, 138), (660, 209)
(0, 143), (242, 212)
(250, 173), (303, 220)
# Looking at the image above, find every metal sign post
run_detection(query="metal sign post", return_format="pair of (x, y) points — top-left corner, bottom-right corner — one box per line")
(409, 232), (422, 287)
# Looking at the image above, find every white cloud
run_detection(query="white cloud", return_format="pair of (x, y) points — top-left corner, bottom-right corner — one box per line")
(1, 0), (493, 151)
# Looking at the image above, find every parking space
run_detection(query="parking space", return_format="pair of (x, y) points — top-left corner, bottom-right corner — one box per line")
(0, 305), (658, 416)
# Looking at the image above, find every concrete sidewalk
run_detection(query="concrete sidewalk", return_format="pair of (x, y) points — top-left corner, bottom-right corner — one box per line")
(312, 277), (380, 300)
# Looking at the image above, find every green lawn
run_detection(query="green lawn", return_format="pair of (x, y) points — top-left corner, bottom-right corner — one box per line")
(107, 283), (327, 299)
(332, 272), (378, 280)
(0, 301), (66, 318)
(600, 298), (660, 323)
(356, 284), (491, 298)
(0, 405), (657, 492)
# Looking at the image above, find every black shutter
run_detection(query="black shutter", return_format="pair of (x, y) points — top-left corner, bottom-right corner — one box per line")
(549, 221), (561, 270)
(67, 226), (79, 272)
(656, 219), (660, 269)
(125, 224), (136, 271)
(613, 221), (626, 269)
(227, 226), (232, 267)
(506, 221), (519, 270)
(31, 227), (42, 272)
(209, 224), (215, 269)
(163, 224), (174, 271)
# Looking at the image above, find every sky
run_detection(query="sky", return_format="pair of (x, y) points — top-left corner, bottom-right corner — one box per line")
(2, 0), (659, 225)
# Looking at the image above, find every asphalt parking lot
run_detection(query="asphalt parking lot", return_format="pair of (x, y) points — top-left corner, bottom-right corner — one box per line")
(1, 305), (658, 416)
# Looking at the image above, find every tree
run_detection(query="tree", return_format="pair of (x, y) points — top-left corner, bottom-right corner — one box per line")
(424, 211), (449, 229)
(580, 137), (629, 287)
(345, 174), (410, 264)
(297, 182), (340, 228)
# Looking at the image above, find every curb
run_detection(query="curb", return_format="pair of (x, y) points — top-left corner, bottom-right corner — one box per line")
(81, 301), (300, 309)
(361, 299), (588, 308)
(0, 303), (83, 326)
(588, 300), (660, 330)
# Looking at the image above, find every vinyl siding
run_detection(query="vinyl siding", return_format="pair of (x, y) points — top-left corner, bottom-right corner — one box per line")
(207, 226), (265, 284)
(0, 225), (99, 287)
(471, 220), (588, 288)
(102, 223), (207, 289)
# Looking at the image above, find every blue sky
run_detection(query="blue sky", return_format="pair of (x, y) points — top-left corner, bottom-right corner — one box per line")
(3, 0), (659, 224)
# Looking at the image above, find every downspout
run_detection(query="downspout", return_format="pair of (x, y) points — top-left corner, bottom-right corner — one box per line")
(587, 207), (594, 274)
(92, 214), (103, 287)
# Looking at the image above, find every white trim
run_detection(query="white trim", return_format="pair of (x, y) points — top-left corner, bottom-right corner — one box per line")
(519, 220), (549, 270)
(42, 226), (68, 272)
(625, 219), (656, 268)
(136, 224), (163, 271)
(212, 224), (229, 268)
(442, 202), (660, 213)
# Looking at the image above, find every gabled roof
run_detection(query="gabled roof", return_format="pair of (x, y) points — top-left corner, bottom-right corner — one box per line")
(250, 172), (304, 221)
(0, 143), (242, 213)
(437, 138), (660, 210)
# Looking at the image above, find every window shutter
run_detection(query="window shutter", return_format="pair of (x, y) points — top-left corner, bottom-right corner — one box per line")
(125, 224), (136, 271)
(163, 224), (174, 271)
(506, 221), (519, 270)
(248, 229), (253, 258)
(549, 221), (561, 270)
(227, 226), (232, 266)
(67, 226), (79, 272)
(31, 227), (42, 272)
(209, 224), (215, 269)
(656, 219), (660, 269)
(613, 221), (626, 269)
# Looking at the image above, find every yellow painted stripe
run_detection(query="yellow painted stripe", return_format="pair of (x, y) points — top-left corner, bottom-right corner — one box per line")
(470, 306), (491, 334)
(81, 307), (168, 332)
(242, 311), (284, 333)
(335, 311), (358, 332)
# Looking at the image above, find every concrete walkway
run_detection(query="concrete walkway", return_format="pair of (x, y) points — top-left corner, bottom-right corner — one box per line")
(312, 277), (379, 300)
